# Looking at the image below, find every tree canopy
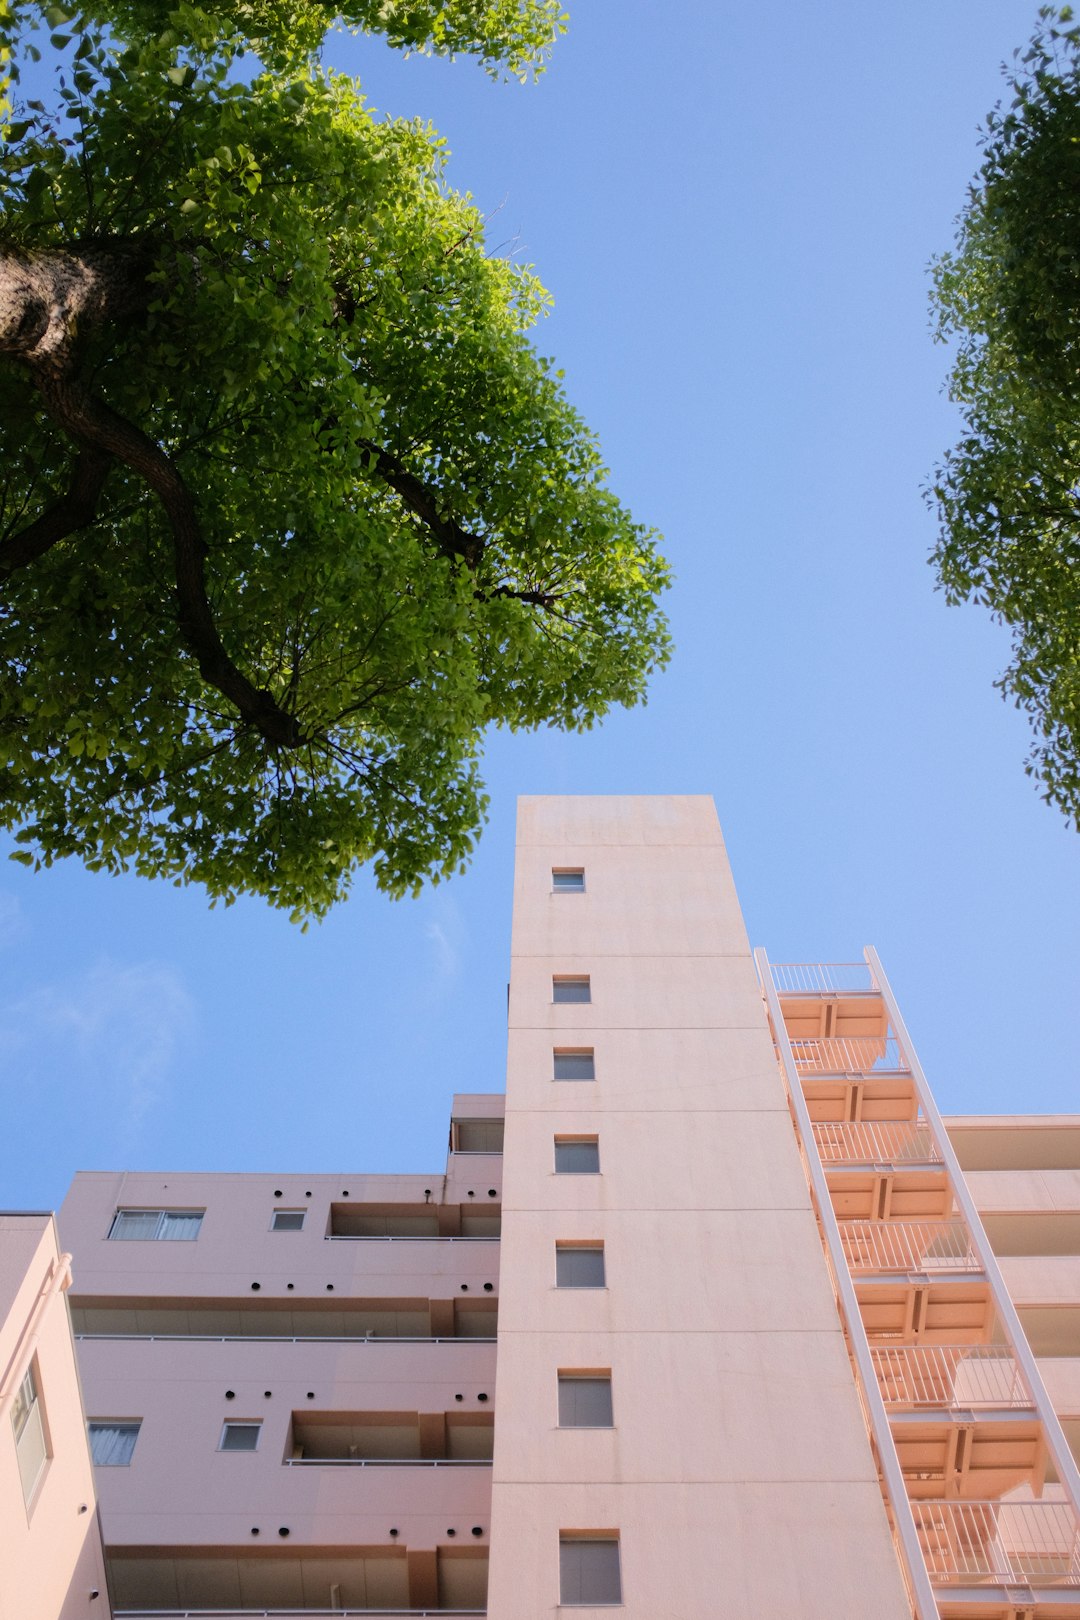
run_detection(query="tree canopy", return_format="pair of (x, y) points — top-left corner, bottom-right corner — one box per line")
(930, 4), (1080, 826)
(0, 0), (671, 919)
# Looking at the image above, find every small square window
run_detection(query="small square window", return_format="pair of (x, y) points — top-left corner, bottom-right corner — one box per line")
(271, 1210), (305, 1232)
(558, 1374), (613, 1428)
(552, 869), (585, 893)
(553, 976), (591, 1004)
(553, 1048), (595, 1081)
(559, 1536), (622, 1605)
(555, 1138), (600, 1174)
(88, 1421), (141, 1466)
(219, 1422), (261, 1452)
(555, 1244), (605, 1288)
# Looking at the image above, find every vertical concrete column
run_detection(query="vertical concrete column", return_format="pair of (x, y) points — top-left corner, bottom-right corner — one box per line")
(486, 796), (913, 1619)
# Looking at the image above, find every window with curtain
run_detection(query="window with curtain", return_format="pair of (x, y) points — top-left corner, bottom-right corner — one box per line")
(554, 1138), (600, 1174)
(108, 1209), (204, 1240)
(553, 1049), (595, 1081)
(88, 1421), (141, 1466)
(558, 1374), (613, 1428)
(555, 1244), (605, 1288)
(11, 1362), (48, 1506)
(553, 975), (591, 1003)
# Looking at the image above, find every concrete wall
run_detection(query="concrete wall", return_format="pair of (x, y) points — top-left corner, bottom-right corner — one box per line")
(0, 1212), (109, 1620)
(487, 796), (912, 1619)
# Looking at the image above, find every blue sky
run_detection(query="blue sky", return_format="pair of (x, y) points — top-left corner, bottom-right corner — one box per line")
(3, 1), (1077, 1208)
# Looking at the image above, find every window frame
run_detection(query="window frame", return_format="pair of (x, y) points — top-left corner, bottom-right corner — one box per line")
(551, 868), (585, 894)
(555, 1243), (606, 1290)
(554, 1137), (601, 1175)
(270, 1209), (306, 1232)
(107, 1208), (204, 1241)
(11, 1359), (49, 1509)
(553, 1048), (596, 1082)
(88, 1420), (142, 1466)
(218, 1421), (262, 1453)
(557, 1373), (614, 1430)
(558, 1534), (622, 1606)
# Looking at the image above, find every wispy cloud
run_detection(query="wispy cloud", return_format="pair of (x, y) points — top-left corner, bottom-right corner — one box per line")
(0, 892), (22, 948)
(424, 919), (460, 982)
(0, 959), (194, 1142)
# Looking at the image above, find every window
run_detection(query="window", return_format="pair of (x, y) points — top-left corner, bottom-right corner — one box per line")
(219, 1422), (261, 1452)
(559, 1536), (622, 1605)
(88, 1421), (141, 1466)
(270, 1209), (305, 1232)
(551, 869), (585, 893)
(108, 1209), (204, 1241)
(553, 976), (591, 1004)
(558, 1374), (613, 1428)
(553, 1049), (595, 1081)
(555, 1244), (605, 1288)
(11, 1362), (47, 1507)
(555, 1138), (600, 1174)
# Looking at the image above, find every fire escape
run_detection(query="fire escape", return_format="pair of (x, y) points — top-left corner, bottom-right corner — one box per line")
(755, 949), (1080, 1620)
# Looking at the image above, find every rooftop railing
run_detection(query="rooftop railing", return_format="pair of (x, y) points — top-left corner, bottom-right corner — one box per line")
(838, 1219), (981, 1276)
(75, 1334), (496, 1345)
(768, 962), (877, 994)
(114, 1611), (487, 1618)
(871, 1345), (1034, 1411)
(913, 1499), (1080, 1586)
(790, 1035), (908, 1077)
(325, 1236), (499, 1244)
(812, 1121), (941, 1165)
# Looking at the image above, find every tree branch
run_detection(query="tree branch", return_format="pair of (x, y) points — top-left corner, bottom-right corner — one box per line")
(0, 449), (110, 582)
(358, 438), (486, 569)
(36, 372), (303, 748)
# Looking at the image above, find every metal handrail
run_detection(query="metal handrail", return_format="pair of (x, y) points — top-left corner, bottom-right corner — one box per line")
(912, 1499), (1080, 1585)
(325, 1236), (499, 1243)
(812, 1121), (941, 1165)
(74, 1334), (497, 1345)
(768, 962), (877, 994)
(791, 1035), (908, 1076)
(838, 1219), (981, 1275)
(284, 1457), (492, 1467)
(871, 1344), (1034, 1410)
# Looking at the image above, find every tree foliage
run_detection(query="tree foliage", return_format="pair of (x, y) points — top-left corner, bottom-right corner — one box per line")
(0, 0), (670, 919)
(930, 5), (1080, 826)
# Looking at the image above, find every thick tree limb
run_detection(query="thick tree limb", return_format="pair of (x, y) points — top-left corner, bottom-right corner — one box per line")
(359, 438), (485, 569)
(0, 449), (110, 581)
(36, 372), (303, 748)
(0, 241), (154, 371)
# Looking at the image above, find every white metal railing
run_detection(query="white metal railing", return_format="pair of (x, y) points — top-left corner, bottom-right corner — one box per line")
(838, 1220), (981, 1275)
(284, 1457), (491, 1467)
(114, 1611), (487, 1618)
(871, 1345), (1033, 1411)
(791, 1035), (907, 1075)
(325, 1235), (499, 1243)
(74, 1334), (496, 1345)
(812, 1121), (941, 1164)
(913, 1499), (1080, 1585)
(769, 962), (877, 994)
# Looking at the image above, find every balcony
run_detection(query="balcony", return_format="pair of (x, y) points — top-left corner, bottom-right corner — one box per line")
(912, 1498), (1080, 1586)
(769, 962), (877, 994)
(871, 1345), (1033, 1412)
(839, 1220), (982, 1276)
(288, 1412), (494, 1463)
(813, 1121), (941, 1166)
(790, 1035), (908, 1077)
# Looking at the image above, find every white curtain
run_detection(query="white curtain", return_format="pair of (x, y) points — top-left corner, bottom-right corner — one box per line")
(110, 1211), (162, 1240)
(159, 1212), (203, 1240)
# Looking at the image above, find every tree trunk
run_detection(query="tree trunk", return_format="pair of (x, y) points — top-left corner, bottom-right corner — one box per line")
(0, 241), (152, 374)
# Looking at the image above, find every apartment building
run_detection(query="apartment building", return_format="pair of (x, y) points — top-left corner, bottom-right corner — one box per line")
(7, 793), (1079, 1618)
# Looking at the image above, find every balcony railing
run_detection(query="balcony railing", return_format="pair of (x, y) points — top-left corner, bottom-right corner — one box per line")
(838, 1220), (981, 1275)
(74, 1334), (497, 1345)
(913, 1499), (1080, 1585)
(871, 1345), (1033, 1411)
(114, 1611), (487, 1618)
(325, 1236), (499, 1243)
(812, 1121), (941, 1165)
(768, 962), (877, 994)
(790, 1036), (908, 1076)
(284, 1457), (491, 1467)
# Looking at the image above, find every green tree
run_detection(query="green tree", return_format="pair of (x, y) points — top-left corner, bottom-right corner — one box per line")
(0, 0), (671, 919)
(930, 5), (1080, 826)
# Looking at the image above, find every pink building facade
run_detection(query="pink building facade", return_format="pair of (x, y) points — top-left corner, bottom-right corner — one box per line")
(6, 793), (1078, 1618)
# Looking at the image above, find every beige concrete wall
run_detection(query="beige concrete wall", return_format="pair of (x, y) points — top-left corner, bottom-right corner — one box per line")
(0, 1213), (109, 1620)
(487, 796), (911, 1619)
